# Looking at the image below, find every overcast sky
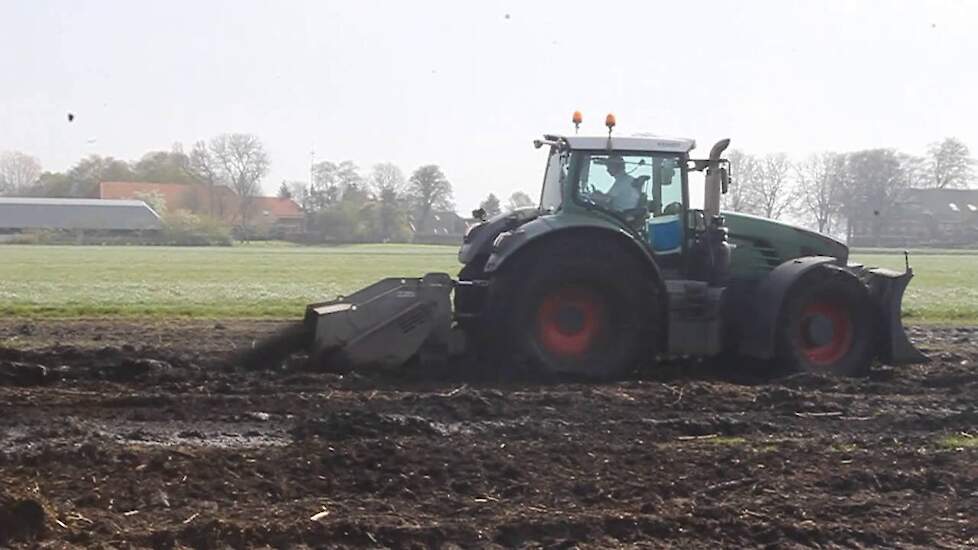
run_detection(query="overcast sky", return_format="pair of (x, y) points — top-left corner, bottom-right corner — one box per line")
(2, 0), (976, 211)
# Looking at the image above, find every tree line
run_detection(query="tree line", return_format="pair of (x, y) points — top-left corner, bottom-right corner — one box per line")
(0, 134), (272, 227)
(280, 161), (456, 242)
(5, 134), (971, 244)
(0, 135), (468, 242)
(726, 137), (975, 241)
(280, 163), (536, 242)
(0, 134), (537, 243)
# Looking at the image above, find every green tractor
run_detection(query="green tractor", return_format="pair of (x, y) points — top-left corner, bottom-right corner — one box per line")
(300, 122), (925, 378)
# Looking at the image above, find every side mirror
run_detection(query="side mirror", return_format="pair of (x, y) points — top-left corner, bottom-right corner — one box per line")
(720, 167), (729, 194)
(472, 208), (487, 222)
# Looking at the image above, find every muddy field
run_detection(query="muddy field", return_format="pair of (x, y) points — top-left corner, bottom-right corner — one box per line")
(0, 320), (976, 548)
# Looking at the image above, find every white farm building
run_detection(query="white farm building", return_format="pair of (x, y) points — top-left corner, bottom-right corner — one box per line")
(0, 198), (162, 232)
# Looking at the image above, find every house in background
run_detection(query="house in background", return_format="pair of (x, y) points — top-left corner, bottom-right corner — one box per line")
(99, 181), (302, 234)
(409, 210), (467, 245)
(249, 196), (304, 235)
(850, 188), (978, 247)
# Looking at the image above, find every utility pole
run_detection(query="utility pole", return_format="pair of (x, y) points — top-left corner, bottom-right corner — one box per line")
(307, 148), (315, 232)
(310, 148), (315, 189)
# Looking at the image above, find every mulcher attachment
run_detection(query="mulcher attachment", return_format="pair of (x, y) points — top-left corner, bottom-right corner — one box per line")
(304, 272), (462, 370)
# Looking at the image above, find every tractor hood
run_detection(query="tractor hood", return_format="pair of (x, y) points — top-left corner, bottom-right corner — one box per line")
(722, 212), (849, 279)
(458, 207), (540, 265)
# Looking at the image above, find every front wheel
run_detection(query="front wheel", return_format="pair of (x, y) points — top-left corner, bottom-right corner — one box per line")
(776, 267), (878, 377)
(484, 236), (661, 380)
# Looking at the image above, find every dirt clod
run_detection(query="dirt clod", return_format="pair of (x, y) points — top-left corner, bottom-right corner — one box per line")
(0, 492), (46, 544)
(0, 361), (49, 386)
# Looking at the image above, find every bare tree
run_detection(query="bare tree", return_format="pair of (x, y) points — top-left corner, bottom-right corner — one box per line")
(189, 140), (225, 218)
(899, 154), (928, 189)
(370, 163), (407, 241)
(369, 163), (406, 198)
(795, 153), (844, 234)
(334, 160), (363, 195)
(286, 181), (311, 210)
(0, 151), (42, 195)
(926, 137), (975, 189)
(754, 153), (796, 220)
(209, 134), (270, 227)
(309, 160), (362, 210)
(309, 161), (340, 212)
(506, 191), (535, 211)
(724, 149), (762, 214)
(407, 165), (454, 233)
(837, 149), (908, 245)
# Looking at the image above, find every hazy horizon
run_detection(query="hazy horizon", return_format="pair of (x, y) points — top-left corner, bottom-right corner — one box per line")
(2, 0), (976, 212)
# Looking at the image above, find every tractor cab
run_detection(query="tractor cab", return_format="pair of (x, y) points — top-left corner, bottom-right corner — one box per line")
(534, 132), (730, 281)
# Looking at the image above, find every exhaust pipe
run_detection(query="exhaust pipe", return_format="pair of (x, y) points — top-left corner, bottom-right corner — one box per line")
(703, 138), (731, 221)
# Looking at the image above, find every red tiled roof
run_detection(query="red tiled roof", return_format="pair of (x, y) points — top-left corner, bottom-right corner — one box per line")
(100, 181), (190, 205)
(251, 196), (303, 219)
(99, 182), (236, 209)
(99, 181), (302, 224)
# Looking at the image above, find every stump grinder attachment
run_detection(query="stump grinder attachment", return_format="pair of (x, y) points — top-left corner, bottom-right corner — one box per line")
(304, 272), (462, 370)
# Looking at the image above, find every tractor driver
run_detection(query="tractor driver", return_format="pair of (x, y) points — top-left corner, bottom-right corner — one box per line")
(599, 155), (641, 211)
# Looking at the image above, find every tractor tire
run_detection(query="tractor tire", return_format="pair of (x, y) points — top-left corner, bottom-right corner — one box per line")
(483, 235), (661, 380)
(775, 266), (878, 377)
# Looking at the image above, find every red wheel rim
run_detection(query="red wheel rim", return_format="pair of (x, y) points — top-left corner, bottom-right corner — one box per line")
(798, 302), (853, 365)
(535, 286), (604, 357)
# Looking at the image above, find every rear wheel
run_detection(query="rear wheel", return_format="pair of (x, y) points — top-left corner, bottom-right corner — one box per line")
(776, 267), (878, 376)
(484, 235), (661, 379)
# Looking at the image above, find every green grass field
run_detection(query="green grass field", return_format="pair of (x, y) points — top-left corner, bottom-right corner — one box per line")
(851, 251), (978, 323)
(0, 244), (975, 323)
(0, 243), (459, 318)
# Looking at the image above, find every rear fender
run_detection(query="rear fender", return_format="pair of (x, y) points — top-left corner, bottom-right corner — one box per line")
(738, 256), (840, 359)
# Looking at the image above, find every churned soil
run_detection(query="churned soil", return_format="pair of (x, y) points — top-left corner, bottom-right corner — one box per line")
(0, 319), (976, 548)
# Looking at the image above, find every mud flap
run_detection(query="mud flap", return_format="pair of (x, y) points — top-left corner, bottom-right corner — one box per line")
(864, 267), (928, 365)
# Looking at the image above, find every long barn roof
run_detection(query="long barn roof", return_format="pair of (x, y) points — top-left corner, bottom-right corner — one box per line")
(0, 197), (162, 231)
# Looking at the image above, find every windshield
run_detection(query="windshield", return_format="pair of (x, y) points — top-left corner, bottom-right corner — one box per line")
(539, 146), (565, 211)
(574, 151), (684, 217)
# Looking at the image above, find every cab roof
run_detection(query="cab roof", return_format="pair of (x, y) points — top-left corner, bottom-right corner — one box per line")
(558, 135), (696, 154)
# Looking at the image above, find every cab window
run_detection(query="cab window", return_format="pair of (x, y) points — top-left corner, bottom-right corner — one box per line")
(578, 153), (650, 213)
(576, 152), (683, 217)
(648, 157), (683, 217)
(539, 146), (564, 211)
